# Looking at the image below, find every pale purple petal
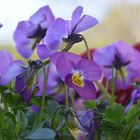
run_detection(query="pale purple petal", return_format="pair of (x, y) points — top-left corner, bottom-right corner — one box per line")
(115, 41), (135, 63)
(13, 21), (35, 58)
(125, 88), (140, 113)
(29, 5), (55, 29)
(0, 61), (24, 85)
(37, 44), (55, 60)
(93, 44), (116, 66)
(0, 51), (13, 75)
(73, 15), (98, 34)
(76, 110), (94, 132)
(68, 6), (83, 33)
(20, 86), (32, 102)
(51, 52), (81, 65)
(65, 74), (96, 99)
(44, 18), (69, 51)
(56, 54), (75, 80)
(76, 59), (102, 81)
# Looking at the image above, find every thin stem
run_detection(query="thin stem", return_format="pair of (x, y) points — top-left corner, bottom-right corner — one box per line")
(65, 84), (69, 108)
(83, 37), (91, 60)
(95, 81), (111, 99)
(110, 67), (116, 105)
(38, 67), (48, 123)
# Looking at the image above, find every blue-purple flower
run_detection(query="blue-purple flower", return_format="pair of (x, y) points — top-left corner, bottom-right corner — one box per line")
(125, 87), (140, 113)
(0, 53), (42, 102)
(93, 41), (140, 89)
(13, 5), (55, 58)
(15, 60), (42, 102)
(51, 52), (102, 99)
(37, 6), (98, 59)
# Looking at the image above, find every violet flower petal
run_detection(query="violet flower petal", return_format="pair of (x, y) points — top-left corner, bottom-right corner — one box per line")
(13, 21), (35, 58)
(73, 15), (98, 34)
(76, 59), (102, 81)
(44, 18), (69, 51)
(0, 61), (24, 85)
(0, 51), (13, 76)
(37, 44), (55, 60)
(93, 44), (116, 67)
(51, 52), (81, 65)
(68, 6), (83, 33)
(125, 88), (140, 113)
(29, 5), (55, 29)
(56, 54), (75, 80)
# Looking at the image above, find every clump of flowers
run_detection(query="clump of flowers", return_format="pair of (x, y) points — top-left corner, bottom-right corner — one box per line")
(0, 5), (140, 140)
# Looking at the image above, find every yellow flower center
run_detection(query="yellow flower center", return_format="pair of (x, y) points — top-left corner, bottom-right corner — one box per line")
(72, 72), (84, 87)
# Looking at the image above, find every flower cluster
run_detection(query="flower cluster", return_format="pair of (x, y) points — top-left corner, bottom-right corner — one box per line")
(0, 5), (140, 140)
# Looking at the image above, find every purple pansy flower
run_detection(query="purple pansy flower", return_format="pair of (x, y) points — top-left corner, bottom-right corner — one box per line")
(13, 5), (55, 58)
(37, 6), (98, 59)
(125, 88), (140, 113)
(93, 41), (140, 89)
(0, 53), (42, 102)
(51, 52), (102, 100)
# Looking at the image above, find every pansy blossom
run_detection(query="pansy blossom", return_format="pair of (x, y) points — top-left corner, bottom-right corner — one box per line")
(37, 6), (98, 59)
(51, 52), (102, 99)
(93, 41), (140, 89)
(13, 5), (55, 58)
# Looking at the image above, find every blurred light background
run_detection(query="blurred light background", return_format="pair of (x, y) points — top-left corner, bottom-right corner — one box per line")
(0, 0), (140, 58)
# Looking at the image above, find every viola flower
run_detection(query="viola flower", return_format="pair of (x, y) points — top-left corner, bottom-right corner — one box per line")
(0, 54), (42, 102)
(37, 6), (98, 59)
(125, 87), (140, 113)
(52, 52), (102, 100)
(76, 110), (94, 133)
(93, 40), (140, 89)
(13, 5), (55, 58)
(15, 60), (42, 102)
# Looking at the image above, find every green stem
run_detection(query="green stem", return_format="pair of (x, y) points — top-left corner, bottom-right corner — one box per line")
(83, 36), (91, 60)
(110, 67), (116, 105)
(95, 81), (111, 99)
(1, 94), (8, 113)
(38, 67), (48, 123)
(65, 84), (69, 108)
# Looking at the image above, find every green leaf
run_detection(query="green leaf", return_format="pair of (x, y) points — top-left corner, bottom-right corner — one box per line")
(16, 110), (28, 130)
(84, 100), (96, 109)
(26, 128), (56, 140)
(104, 104), (124, 124)
(126, 101), (140, 123)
